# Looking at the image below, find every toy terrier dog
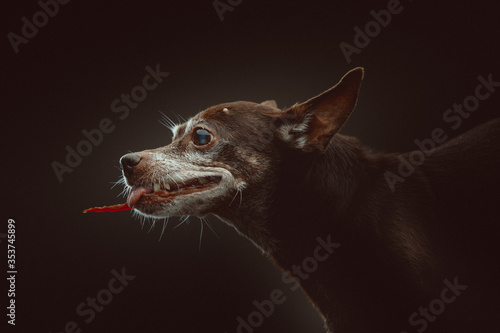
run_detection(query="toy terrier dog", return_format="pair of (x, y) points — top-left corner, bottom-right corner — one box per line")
(119, 68), (500, 332)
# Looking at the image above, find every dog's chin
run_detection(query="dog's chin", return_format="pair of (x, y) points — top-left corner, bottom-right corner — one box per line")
(127, 171), (244, 218)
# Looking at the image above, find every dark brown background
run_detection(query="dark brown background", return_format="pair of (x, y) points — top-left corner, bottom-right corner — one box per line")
(3, 0), (499, 332)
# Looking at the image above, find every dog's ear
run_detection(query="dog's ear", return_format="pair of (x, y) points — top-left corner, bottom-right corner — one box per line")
(277, 67), (364, 152)
(260, 100), (278, 108)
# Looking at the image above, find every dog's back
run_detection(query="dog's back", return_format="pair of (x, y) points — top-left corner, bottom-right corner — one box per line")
(422, 118), (500, 262)
(423, 117), (500, 220)
(418, 118), (500, 330)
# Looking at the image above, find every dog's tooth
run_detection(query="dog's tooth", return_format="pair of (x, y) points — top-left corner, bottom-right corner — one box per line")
(165, 183), (171, 190)
(154, 183), (160, 192)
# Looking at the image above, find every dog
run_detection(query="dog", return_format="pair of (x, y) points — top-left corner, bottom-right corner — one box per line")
(119, 68), (500, 332)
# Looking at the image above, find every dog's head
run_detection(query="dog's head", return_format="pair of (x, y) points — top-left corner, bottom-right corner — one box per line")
(120, 68), (363, 246)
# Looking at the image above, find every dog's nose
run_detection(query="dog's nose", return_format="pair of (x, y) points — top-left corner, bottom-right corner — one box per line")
(120, 153), (142, 178)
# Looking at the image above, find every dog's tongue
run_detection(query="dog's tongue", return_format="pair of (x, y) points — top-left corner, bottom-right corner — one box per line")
(83, 185), (152, 213)
(127, 185), (151, 207)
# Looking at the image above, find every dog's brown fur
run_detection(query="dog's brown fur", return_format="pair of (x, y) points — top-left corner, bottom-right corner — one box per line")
(121, 68), (500, 332)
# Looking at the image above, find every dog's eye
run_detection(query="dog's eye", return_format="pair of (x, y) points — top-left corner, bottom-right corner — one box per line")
(193, 128), (212, 146)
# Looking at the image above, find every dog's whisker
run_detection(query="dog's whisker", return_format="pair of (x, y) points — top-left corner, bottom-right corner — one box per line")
(159, 218), (169, 241)
(147, 219), (157, 233)
(198, 219), (204, 250)
(111, 178), (126, 191)
(159, 111), (175, 125)
(111, 177), (125, 186)
(159, 110), (180, 134)
(173, 215), (190, 229)
(228, 189), (240, 207)
(203, 218), (219, 239)
(139, 215), (145, 229)
(117, 183), (131, 198)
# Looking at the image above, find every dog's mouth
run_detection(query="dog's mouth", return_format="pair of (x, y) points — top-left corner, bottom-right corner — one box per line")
(127, 175), (222, 208)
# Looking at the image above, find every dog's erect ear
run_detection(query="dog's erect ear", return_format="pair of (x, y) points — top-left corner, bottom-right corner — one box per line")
(277, 67), (364, 152)
(260, 100), (278, 108)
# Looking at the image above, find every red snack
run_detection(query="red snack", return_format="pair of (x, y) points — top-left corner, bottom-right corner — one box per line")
(83, 203), (131, 213)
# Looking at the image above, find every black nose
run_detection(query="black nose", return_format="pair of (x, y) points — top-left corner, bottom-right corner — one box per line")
(120, 153), (142, 178)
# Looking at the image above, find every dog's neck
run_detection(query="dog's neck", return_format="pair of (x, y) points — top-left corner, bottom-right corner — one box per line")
(217, 134), (369, 259)
(271, 135), (368, 260)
